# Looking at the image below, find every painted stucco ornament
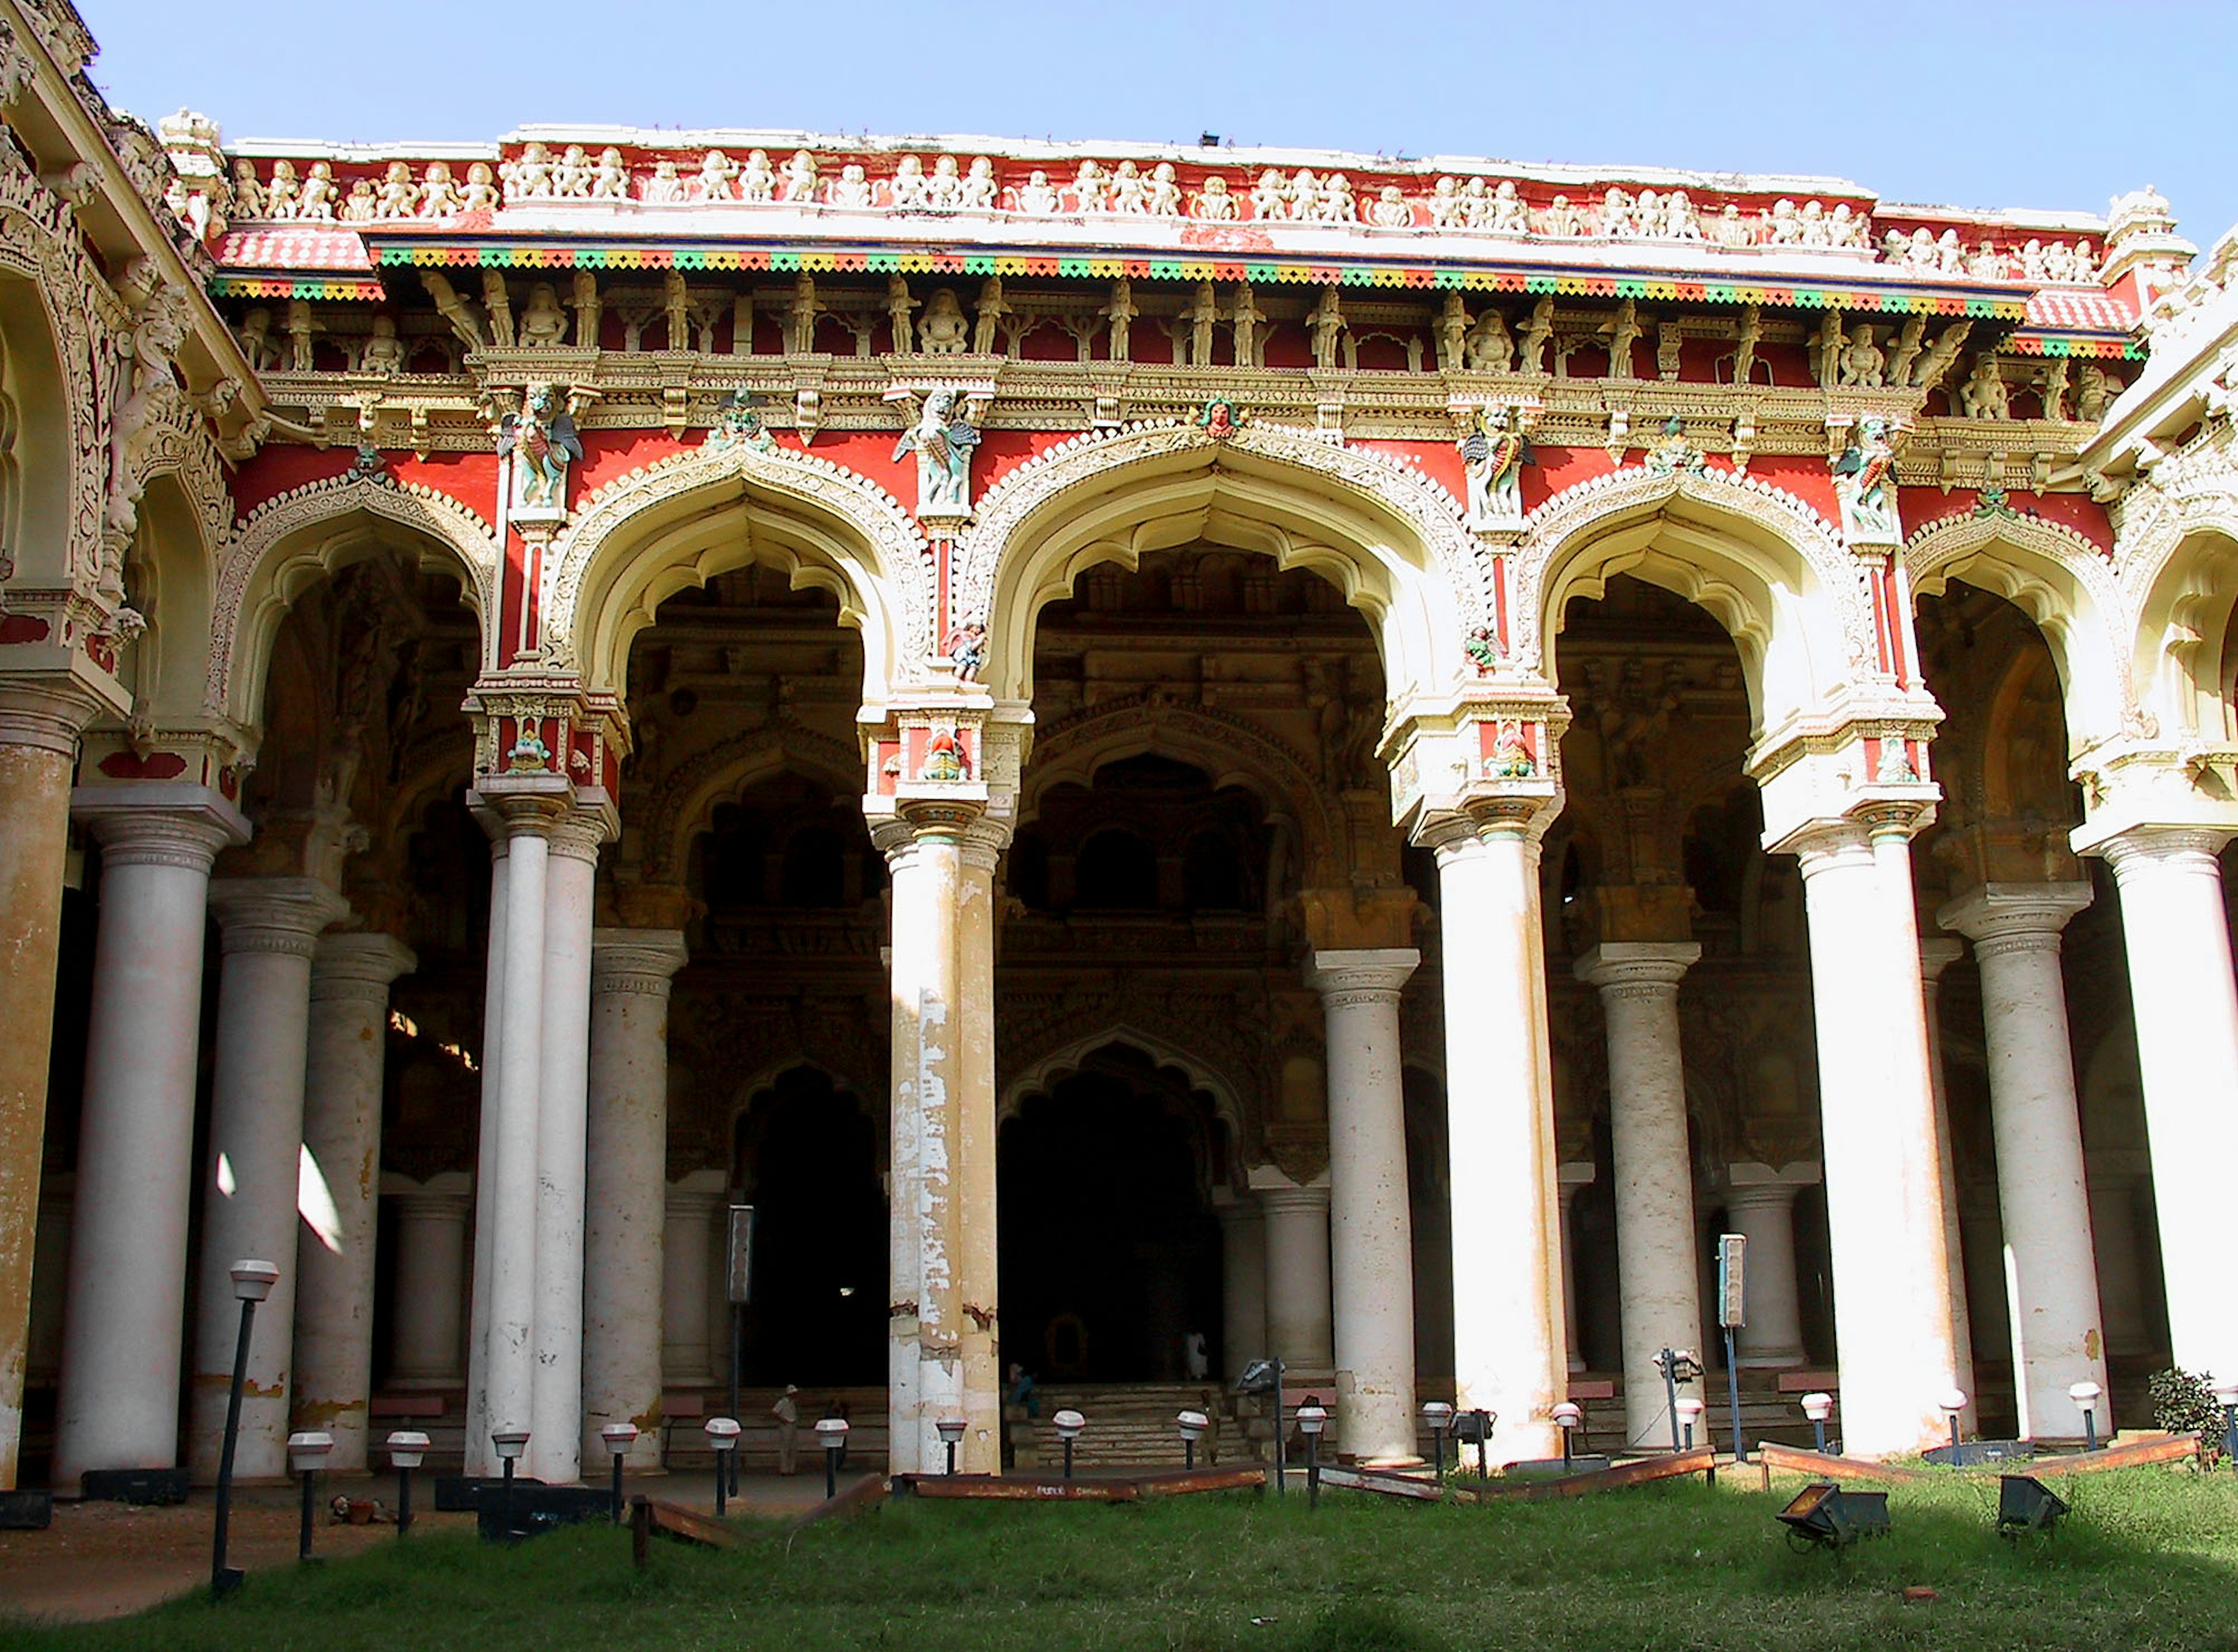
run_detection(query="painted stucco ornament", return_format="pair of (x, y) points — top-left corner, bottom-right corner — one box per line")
(1459, 404), (1532, 530)
(1831, 417), (1901, 544)
(890, 386), (983, 517)
(1642, 414), (1708, 478)
(508, 726), (553, 772)
(498, 382), (584, 516)
(1197, 397), (1241, 439)
(706, 389), (778, 453)
(923, 722), (969, 781)
(944, 624), (987, 680)
(1465, 625), (1504, 675)
(1484, 721), (1536, 779)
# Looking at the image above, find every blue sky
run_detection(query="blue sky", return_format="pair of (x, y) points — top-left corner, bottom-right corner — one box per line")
(80, 0), (2237, 251)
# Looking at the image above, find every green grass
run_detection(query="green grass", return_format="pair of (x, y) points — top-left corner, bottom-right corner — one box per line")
(19, 1466), (2238, 1651)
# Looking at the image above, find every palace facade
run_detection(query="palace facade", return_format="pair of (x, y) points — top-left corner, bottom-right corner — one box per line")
(3, 0), (2237, 1494)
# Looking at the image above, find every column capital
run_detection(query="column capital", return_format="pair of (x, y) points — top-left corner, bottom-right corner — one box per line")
(551, 795), (618, 864)
(1306, 947), (1420, 1004)
(1918, 937), (1965, 985)
(0, 673), (110, 755)
(1725, 1160), (1821, 1202)
(311, 932), (418, 999)
(2093, 825), (2233, 876)
(71, 782), (248, 870)
(1254, 1182), (1332, 1217)
(208, 876), (353, 958)
(469, 776), (578, 841)
(590, 927), (689, 994)
(1574, 941), (1700, 996)
(1937, 881), (2093, 951)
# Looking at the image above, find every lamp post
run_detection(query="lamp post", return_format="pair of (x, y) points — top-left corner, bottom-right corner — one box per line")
(705, 1417), (740, 1516)
(1176, 1410), (1207, 1471)
(2209, 1378), (2238, 1471)
(286, 1432), (333, 1561)
(1938, 1390), (1968, 1466)
(815, 1417), (849, 1498)
(935, 1416), (967, 1477)
(1676, 1396), (1705, 1452)
(1296, 1401), (1328, 1510)
(386, 1431), (428, 1538)
(490, 1426), (530, 1540)
(2067, 1381), (2102, 1453)
(1552, 1401), (1582, 1472)
(1053, 1409), (1085, 1482)
(1800, 1392), (1834, 1456)
(1420, 1401), (1453, 1480)
(210, 1258), (277, 1603)
(600, 1422), (639, 1524)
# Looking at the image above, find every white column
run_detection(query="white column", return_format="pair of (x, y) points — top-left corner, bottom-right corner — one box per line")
(1307, 947), (1420, 1464)
(1576, 942), (1705, 1449)
(1723, 1163), (1817, 1366)
(1557, 1163), (1594, 1372)
(1430, 816), (1564, 1463)
(54, 789), (245, 1488)
(2098, 830), (2238, 1380)
(1793, 820), (1959, 1457)
(1917, 938), (1979, 1433)
(530, 808), (605, 1485)
(2085, 1150), (2152, 1357)
(386, 1173), (471, 1387)
(661, 1174), (724, 1387)
(188, 877), (351, 1483)
(1216, 1195), (1268, 1379)
(292, 933), (416, 1472)
(582, 928), (687, 1471)
(953, 824), (1004, 1473)
(1940, 883), (2110, 1439)
(462, 832), (508, 1474)
(1257, 1181), (1333, 1369)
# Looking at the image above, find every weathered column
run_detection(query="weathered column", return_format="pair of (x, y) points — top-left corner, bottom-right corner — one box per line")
(462, 832), (508, 1473)
(1257, 1181), (1333, 1369)
(1429, 812), (1565, 1463)
(187, 878), (351, 1482)
(1308, 947), (1420, 1464)
(1917, 938), (1979, 1433)
(1576, 943), (1705, 1449)
(530, 806), (608, 1485)
(661, 1173), (724, 1387)
(386, 1173), (471, 1387)
(0, 678), (103, 1489)
(2096, 830), (2238, 1380)
(53, 789), (246, 1487)
(291, 934), (416, 1471)
(1557, 1163), (1594, 1372)
(582, 928), (687, 1471)
(2085, 1150), (2153, 1357)
(1215, 1194), (1268, 1378)
(953, 822), (1005, 1472)
(1793, 819), (1959, 1456)
(1723, 1164), (1817, 1366)
(1940, 883), (2110, 1438)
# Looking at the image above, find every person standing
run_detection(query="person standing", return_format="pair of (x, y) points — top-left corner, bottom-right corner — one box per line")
(772, 1385), (800, 1475)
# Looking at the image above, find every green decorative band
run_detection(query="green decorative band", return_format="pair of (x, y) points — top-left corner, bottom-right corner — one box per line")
(210, 274), (387, 301)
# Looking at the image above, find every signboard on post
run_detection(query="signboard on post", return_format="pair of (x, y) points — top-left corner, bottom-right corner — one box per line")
(1716, 1233), (1746, 1329)
(726, 1205), (755, 1306)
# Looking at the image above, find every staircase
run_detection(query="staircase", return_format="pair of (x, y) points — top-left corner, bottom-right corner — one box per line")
(1019, 1383), (1245, 1471)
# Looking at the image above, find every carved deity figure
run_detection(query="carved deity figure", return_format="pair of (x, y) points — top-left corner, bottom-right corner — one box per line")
(972, 277), (1011, 354)
(1958, 354), (2010, 420)
(963, 157), (1001, 210)
(922, 723), (969, 782)
(1110, 159), (1147, 213)
(1195, 174), (1238, 220)
(1642, 415), (1706, 478)
(1229, 285), (1267, 367)
(231, 158), (268, 218)
(1464, 307), (1514, 373)
(340, 181), (378, 224)
(1102, 279), (1136, 361)
(235, 306), (282, 372)
(694, 150), (737, 202)
(917, 287), (969, 354)
(706, 389), (778, 454)
(644, 159), (685, 204)
(1910, 321), (1971, 390)
(739, 150), (778, 203)
(1428, 177), (1464, 228)
(553, 145), (593, 198)
(831, 164), (874, 209)
(518, 282), (569, 348)
(592, 148), (631, 200)
(1250, 169), (1288, 221)
(360, 314), (406, 375)
(780, 151), (818, 203)
(1599, 298), (1642, 378)
(503, 142), (554, 200)
(419, 162), (465, 218)
(1490, 179), (1529, 233)
(481, 270), (516, 348)
(1369, 184), (1412, 228)
(1838, 323), (1885, 388)
(889, 155), (929, 209)
(2074, 364), (2118, 421)
(1485, 721), (1536, 779)
(1459, 404), (1533, 530)
(885, 274), (918, 354)
(1072, 160), (1110, 213)
(1516, 296), (1556, 375)
(375, 161), (419, 219)
(1307, 286), (1346, 369)
(298, 161), (339, 220)
(266, 158), (301, 219)
(891, 386), (982, 517)
(1831, 417), (1901, 544)
(1181, 281), (1220, 367)
(1434, 293), (1469, 372)
(945, 625), (988, 681)
(786, 274), (821, 355)
(460, 163), (499, 213)
(498, 382), (583, 515)
(1146, 163), (1183, 216)
(1014, 171), (1059, 214)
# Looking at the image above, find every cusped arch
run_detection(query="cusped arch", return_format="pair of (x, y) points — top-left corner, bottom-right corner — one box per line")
(547, 442), (930, 705)
(213, 475), (502, 731)
(1000, 1026), (1248, 1158)
(1516, 465), (1871, 735)
(633, 718), (867, 883)
(2111, 485), (2238, 742)
(958, 420), (1483, 703)
(1905, 508), (2129, 751)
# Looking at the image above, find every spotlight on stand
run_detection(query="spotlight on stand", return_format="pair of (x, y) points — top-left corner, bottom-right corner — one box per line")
(1676, 1395), (1706, 1452)
(1776, 1481), (1891, 1551)
(1420, 1401), (1454, 1479)
(815, 1416), (849, 1499)
(1053, 1408), (1086, 1482)
(1176, 1410), (1208, 1471)
(1799, 1391), (1835, 1456)
(1937, 1390), (1968, 1465)
(600, 1422), (639, 1524)
(1552, 1401), (1582, 1472)
(286, 1431), (333, 1562)
(704, 1417), (741, 1517)
(385, 1431), (429, 1538)
(935, 1415), (967, 1477)
(1295, 1401), (1328, 1510)
(1234, 1358), (1287, 1497)
(210, 1259), (279, 1603)
(1450, 1407), (1496, 1478)
(2067, 1381), (2103, 1453)
(1997, 1474), (2070, 1538)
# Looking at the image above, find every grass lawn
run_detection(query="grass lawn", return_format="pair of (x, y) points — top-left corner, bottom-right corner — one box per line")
(16, 1464), (2238, 1651)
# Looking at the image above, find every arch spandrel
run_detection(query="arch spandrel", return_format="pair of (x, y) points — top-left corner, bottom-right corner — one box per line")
(120, 473), (219, 725)
(1516, 465), (1873, 738)
(2106, 476), (2238, 745)
(957, 420), (1483, 704)
(545, 442), (930, 705)
(213, 474), (502, 733)
(630, 718), (869, 885)
(999, 1026), (1250, 1158)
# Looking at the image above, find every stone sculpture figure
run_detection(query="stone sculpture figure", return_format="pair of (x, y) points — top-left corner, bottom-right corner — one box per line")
(1015, 171), (1058, 214)
(1491, 179), (1530, 233)
(460, 163), (499, 213)
(891, 386), (982, 516)
(2035, 357), (2070, 421)
(694, 150), (737, 202)
(1102, 280), (1136, 361)
(498, 382), (584, 514)
(973, 277), (1011, 355)
(706, 389), (778, 454)
(832, 165), (874, 209)
(780, 151), (817, 203)
(1434, 293), (1469, 372)
(1195, 175), (1238, 220)
(1109, 160), (1147, 213)
(643, 160), (684, 204)
(962, 157), (1000, 210)
(917, 288), (969, 354)
(1307, 287), (1346, 370)
(739, 150), (777, 203)
(2074, 364), (2117, 421)
(1370, 185), (1412, 228)
(592, 148), (631, 200)
(360, 314), (406, 375)
(1910, 321), (1971, 390)
(1250, 169), (1288, 221)
(1146, 163), (1182, 216)
(1729, 305), (1763, 385)
(1885, 316), (1926, 387)
(422, 271), (486, 351)
(1230, 285), (1267, 368)
(1459, 404), (1532, 530)
(376, 161), (420, 219)
(1831, 417), (1901, 543)
(1959, 355), (2011, 420)
(889, 156), (929, 209)
(1839, 323), (1885, 388)
(1072, 160), (1110, 213)
(235, 307), (281, 372)
(926, 156), (967, 209)
(231, 158), (267, 218)
(1517, 296), (1556, 374)
(519, 282), (569, 348)
(1600, 298), (1642, 378)
(553, 145), (593, 198)
(266, 158), (301, 219)
(340, 181), (378, 224)
(299, 161), (339, 220)
(1181, 282), (1220, 367)
(287, 299), (318, 371)
(482, 270), (516, 349)
(1811, 312), (1844, 388)
(1427, 177), (1464, 228)
(886, 275), (918, 354)
(419, 162), (465, 218)
(1464, 307), (1514, 373)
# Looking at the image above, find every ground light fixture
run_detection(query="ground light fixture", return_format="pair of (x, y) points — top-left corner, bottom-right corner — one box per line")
(1776, 1481), (1891, 1551)
(704, 1417), (741, 1516)
(1420, 1401), (1454, 1478)
(1053, 1408), (1086, 1482)
(1676, 1395), (1706, 1451)
(286, 1431), (333, 1561)
(385, 1431), (429, 1537)
(209, 1258), (279, 1603)
(600, 1422), (638, 1523)
(815, 1416), (849, 1498)
(1176, 1410), (1208, 1470)
(1451, 1407), (1497, 1477)
(1997, 1474), (2071, 1537)
(2210, 1378), (2238, 1470)
(1800, 1391), (1834, 1455)
(1937, 1389), (1968, 1463)
(490, 1426), (530, 1541)
(935, 1415), (968, 1476)
(1295, 1401), (1329, 1510)
(1552, 1401), (1582, 1471)
(2067, 1381), (2103, 1452)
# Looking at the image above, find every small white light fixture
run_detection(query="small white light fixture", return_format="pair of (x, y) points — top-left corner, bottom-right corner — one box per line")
(815, 1416), (850, 1449)
(230, 1259), (280, 1303)
(385, 1430), (429, 1471)
(2068, 1379), (2104, 1450)
(1053, 1408), (1086, 1442)
(1675, 1395), (1705, 1449)
(935, 1417), (967, 1446)
(601, 1421), (640, 1450)
(490, 1425), (531, 1463)
(1551, 1401), (1582, 1430)
(287, 1430), (334, 1474)
(1420, 1400), (1454, 1429)
(2209, 1378), (2238, 1408)
(1176, 1410), (1208, 1442)
(705, 1416), (742, 1449)
(1938, 1389), (1969, 1420)
(1800, 1392), (1835, 1424)
(1294, 1403), (1328, 1437)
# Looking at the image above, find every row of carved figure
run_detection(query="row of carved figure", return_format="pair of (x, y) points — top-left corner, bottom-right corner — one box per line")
(214, 147), (2098, 280)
